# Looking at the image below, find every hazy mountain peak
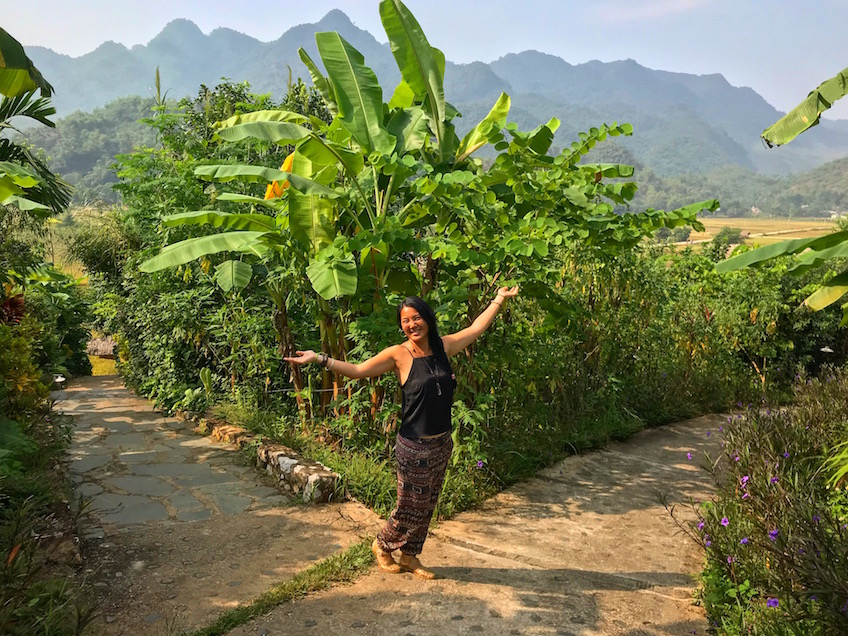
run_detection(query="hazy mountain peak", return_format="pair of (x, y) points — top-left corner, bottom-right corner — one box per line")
(316, 9), (357, 31)
(495, 50), (573, 68)
(155, 18), (205, 40)
(92, 40), (129, 55)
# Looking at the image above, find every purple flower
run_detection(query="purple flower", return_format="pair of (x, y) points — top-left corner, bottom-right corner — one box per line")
(705, 538), (712, 547)
(740, 475), (749, 486)
(687, 452), (692, 461)
(476, 460), (484, 468)
(768, 529), (779, 541)
(721, 517), (729, 527)
(783, 452), (790, 458)
(740, 537), (749, 545)
(697, 521), (705, 531)
(770, 476), (779, 484)
(813, 515), (821, 524)
(734, 455), (740, 462)
(706, 431), (711, 437)
(720, 426), (725, 432)
(767, 597), (779, 608)
(742, 492), (750, 500)
(727, 555), (736, 564)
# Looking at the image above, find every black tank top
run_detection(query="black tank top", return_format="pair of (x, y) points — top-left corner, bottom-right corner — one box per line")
(399, 348), (457, 439)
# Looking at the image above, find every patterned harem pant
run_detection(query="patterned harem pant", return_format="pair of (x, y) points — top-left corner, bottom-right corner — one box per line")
(376, 432), (453, 556)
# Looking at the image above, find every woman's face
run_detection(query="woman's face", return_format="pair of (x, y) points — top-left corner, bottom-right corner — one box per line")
(399, 306), (429, 348)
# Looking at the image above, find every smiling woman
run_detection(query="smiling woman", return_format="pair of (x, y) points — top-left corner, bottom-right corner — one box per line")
(285, 285), (518, 578)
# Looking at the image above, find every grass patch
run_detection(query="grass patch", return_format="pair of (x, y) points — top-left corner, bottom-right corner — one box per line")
(181, 538), (374, 636)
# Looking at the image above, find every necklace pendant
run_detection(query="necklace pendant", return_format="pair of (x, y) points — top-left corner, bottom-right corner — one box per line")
(436, 383), (442, 396)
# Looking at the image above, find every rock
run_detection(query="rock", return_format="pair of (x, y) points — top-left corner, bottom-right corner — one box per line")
(48, 538), (83, 567)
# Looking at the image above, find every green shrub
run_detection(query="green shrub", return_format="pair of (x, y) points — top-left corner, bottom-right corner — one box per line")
(686, 370), (848, 634)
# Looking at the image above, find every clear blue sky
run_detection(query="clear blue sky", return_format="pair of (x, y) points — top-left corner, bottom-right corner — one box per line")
(6, 0), (848, 119)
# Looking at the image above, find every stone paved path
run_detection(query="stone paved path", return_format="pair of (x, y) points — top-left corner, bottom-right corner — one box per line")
(60, 376), (721, 636)
(62, 376), (289, 526)
(58, 376), (380, 635)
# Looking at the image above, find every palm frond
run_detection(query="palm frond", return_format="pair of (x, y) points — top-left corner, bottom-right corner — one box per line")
(0, 92), (56, 131)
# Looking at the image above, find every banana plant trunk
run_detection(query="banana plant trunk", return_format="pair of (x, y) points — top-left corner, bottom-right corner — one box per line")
(273, 303), (312, 421)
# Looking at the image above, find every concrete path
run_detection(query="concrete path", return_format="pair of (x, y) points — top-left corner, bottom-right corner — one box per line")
(232, 415), (723, 636)
(60, 376), (720, 636)
(58, 376), (380, 635)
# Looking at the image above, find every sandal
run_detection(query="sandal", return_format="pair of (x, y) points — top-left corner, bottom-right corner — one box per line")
(398, 555), (437, 580)
(372, 539), (401, 574)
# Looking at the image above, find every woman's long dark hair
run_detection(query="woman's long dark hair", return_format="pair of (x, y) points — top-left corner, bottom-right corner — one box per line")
(397, 296), (448, 364)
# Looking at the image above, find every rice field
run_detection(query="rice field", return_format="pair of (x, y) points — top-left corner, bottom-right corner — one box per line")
(686, 217), (836, 245)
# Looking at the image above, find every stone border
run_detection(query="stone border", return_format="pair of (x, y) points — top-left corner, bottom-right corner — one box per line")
(174, 411), (341, 503)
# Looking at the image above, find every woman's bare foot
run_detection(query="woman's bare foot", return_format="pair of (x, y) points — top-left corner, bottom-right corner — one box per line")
(397, 554), (436, 579)
(372, 539), (401, 573)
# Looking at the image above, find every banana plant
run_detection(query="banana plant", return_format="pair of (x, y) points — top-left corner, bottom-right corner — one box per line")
(717, 65), (848, 321)
(0, 27), (53, 98)
(139, 0), (715, 421)
(0, 29), (69, 214)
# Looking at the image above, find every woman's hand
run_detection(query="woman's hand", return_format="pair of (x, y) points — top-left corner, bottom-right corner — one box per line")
(495, 286), (519, 301)
(284, 350), (317, 366)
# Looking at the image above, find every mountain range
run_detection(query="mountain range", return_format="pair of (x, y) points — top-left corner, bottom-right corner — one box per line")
(27, 10), (848, 176)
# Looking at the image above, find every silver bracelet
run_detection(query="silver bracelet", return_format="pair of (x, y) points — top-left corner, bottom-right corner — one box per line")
(328, 357), (336, 370)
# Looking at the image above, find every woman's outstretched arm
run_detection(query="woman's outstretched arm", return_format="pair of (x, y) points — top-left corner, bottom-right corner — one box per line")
(442, 286), (519, 357)
(284, 345), (400, 379)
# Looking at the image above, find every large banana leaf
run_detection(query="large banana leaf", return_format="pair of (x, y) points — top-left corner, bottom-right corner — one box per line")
(214, 121), (313, 145)
(214, 260), (254, 292)
(315, 32), (395, 155)
(306, 255), (358, 300)
(387, 106), (430, 153)
(714, 230), (848, 273)
(296, 135), (364, 177)
(194, 164), (341, 199)
(288, 150), (336, 253)
(379, 0), (446, 154)
(805, 271), (848, 311)
(161, 210), (277, 232)
(789, 239), (848, 276)
(0, 28), (53, 97)
(214, 193), (282, 210)
(139, 231), (268, 272)
(456, 93), (510, 162)
(298, 48), (338, 115)
(762, 66), (848, 147)
(214, 109), (309, 130)
(290, 192), (335, 253)
(388, 80), (416, 109)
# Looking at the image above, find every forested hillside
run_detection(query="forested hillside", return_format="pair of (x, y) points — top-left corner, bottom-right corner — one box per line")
(22, 96), (158, 203)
